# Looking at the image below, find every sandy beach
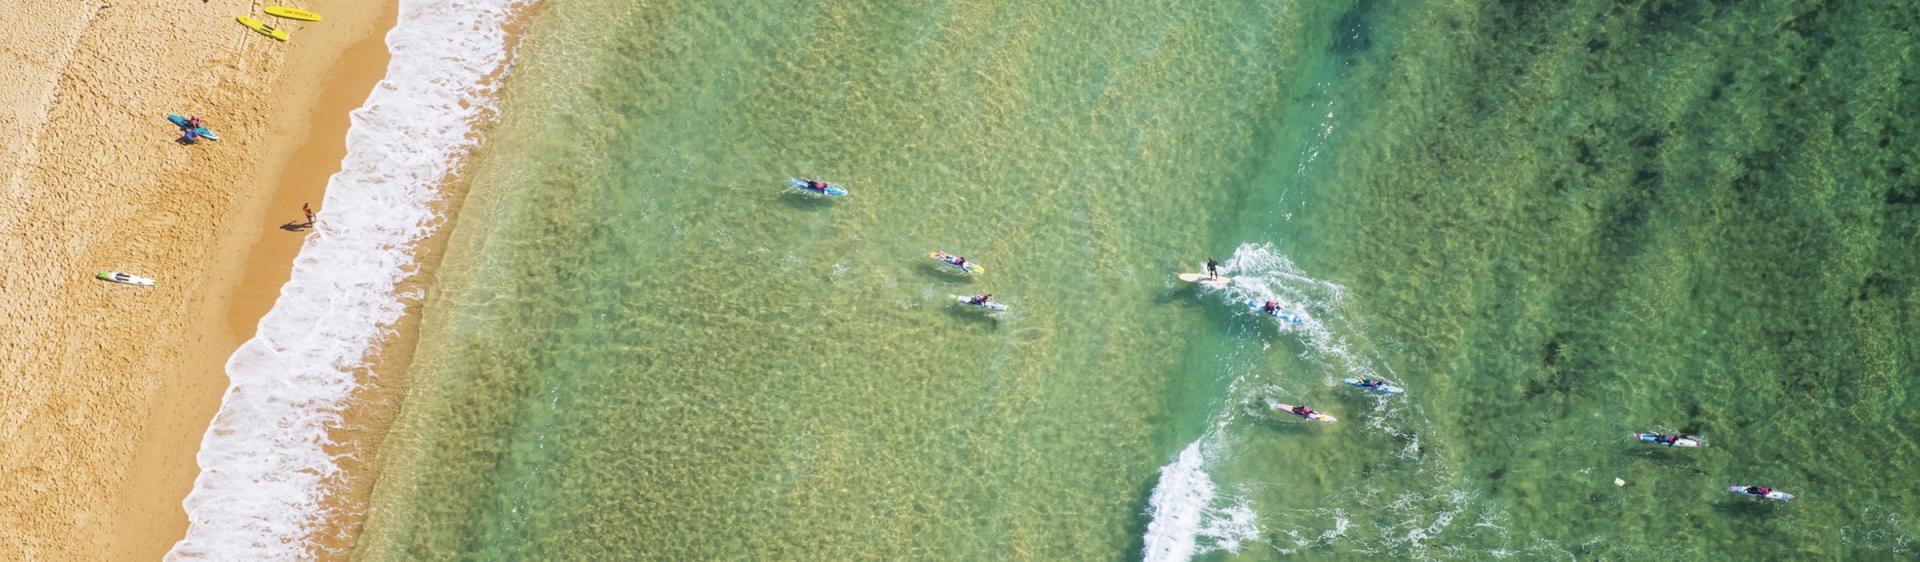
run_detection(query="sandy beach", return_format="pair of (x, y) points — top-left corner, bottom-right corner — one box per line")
(0, 1), (395, 559)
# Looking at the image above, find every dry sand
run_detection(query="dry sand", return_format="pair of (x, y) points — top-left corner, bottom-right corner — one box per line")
(0, 1), (397, 559)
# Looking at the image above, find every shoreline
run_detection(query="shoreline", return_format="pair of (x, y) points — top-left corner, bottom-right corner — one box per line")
(111, 6), (402, 560)
(0, 1), (397, 559)
(164, 1), (540, 558)
(304, 128), (465, 562)
(307, 6), (543, 556)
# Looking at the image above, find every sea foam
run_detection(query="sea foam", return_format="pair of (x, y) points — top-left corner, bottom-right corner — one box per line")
(1141, 441), (1218, 562)
(1143, 243), (1386, 561)
(1217, 243), (1386, 382)
(1142, 438), (1264, 562)
(166, 0), (528, 559)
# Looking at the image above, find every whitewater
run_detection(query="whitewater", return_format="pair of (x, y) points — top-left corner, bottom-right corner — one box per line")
(1141, 243), (1458, 561)
(165, 1), (530, 559)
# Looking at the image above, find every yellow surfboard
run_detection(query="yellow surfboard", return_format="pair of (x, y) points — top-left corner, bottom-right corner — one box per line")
(263, 6), (322, 22)
(930, 251), (984, 274)
(237, 16), (290, 41)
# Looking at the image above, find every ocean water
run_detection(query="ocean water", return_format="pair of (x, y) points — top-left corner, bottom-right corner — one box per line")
(343, 0), (1919, 560)
(1285, 2), (1920, 559)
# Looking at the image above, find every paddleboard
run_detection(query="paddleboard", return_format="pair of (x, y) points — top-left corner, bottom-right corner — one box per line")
(1344, 377), (1405, 394)
(96, 271), (156, 286)
(1246, 299), (1305, 324)
(1728, 485), (1793, 501)
(1177, 272), (1230, 287)
(263, 6), (322, 21)
(167, 115), (220, 141)
(1267, 400), (1337, 423)
(1635, 433), (1704, 448)
(930, 251), (983, 274)
(237, 16), (290, 41)
(789, 178), (848, 197)
(953, 295), (1008, 312)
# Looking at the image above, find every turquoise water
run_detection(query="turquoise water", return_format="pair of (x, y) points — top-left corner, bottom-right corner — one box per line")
(355, 1), (1919, 560)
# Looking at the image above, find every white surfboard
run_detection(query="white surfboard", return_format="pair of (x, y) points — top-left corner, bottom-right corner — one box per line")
(1267, 400), (1337, 423)
(1177, 272), (1231, 287)
(96, 271), (156, 286)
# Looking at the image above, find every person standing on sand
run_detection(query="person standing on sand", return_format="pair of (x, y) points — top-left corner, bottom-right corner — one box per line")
(302, 203), (315, 225)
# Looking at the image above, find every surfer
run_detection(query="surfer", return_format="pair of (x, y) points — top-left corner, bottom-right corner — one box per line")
(302, 203), (316, 225)
(187, 115), (204, 129)
(1262, 300), (1280, 314)
(1206, 257), (1219, 279)
(1743, 486), (1771, 496)
(953, 256), (967, 267)
(968, 294), (993, 305)
(1292, 405), (1316, 417)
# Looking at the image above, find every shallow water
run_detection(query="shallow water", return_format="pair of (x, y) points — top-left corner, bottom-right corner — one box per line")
(355, 0), (1919, 560)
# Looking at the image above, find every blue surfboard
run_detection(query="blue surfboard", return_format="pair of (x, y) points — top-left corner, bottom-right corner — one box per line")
(1246, 299), (1304, 323)
(1344, 377), (1405, 394)
(789, 178), (847, 197)
(167, 114), (220, 141)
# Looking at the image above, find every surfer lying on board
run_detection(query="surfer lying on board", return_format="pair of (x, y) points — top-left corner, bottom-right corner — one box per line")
(1357, 379), (1385, 390)
(1206, 257), (1219, 279)
(799, 177), (829, 192)
(968, 294), (993, 305)
(1262, 300), (1280, 314)
(1292, 405), (1316, 417)
(1743, 486), (1771, 496)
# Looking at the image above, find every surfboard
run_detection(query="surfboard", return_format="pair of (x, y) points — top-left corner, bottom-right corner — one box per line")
(953, 295), (1008, 312)
(1635, 433), (1704, 448)
(1246, 299), (1305, 324)
(237, 16), (290, 41)
(1177, 272), (1230, 286)
(1267, 400), (1337, 423)
(97, 271), (156, 287)
(263, 6), (322, 21)
(167, 115), (220, 141)
(789, 178), (847, 197)
(1728, 486), (1793, 501)
(930, 252), (983, 274)
(1344, 377), (1405, 394)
